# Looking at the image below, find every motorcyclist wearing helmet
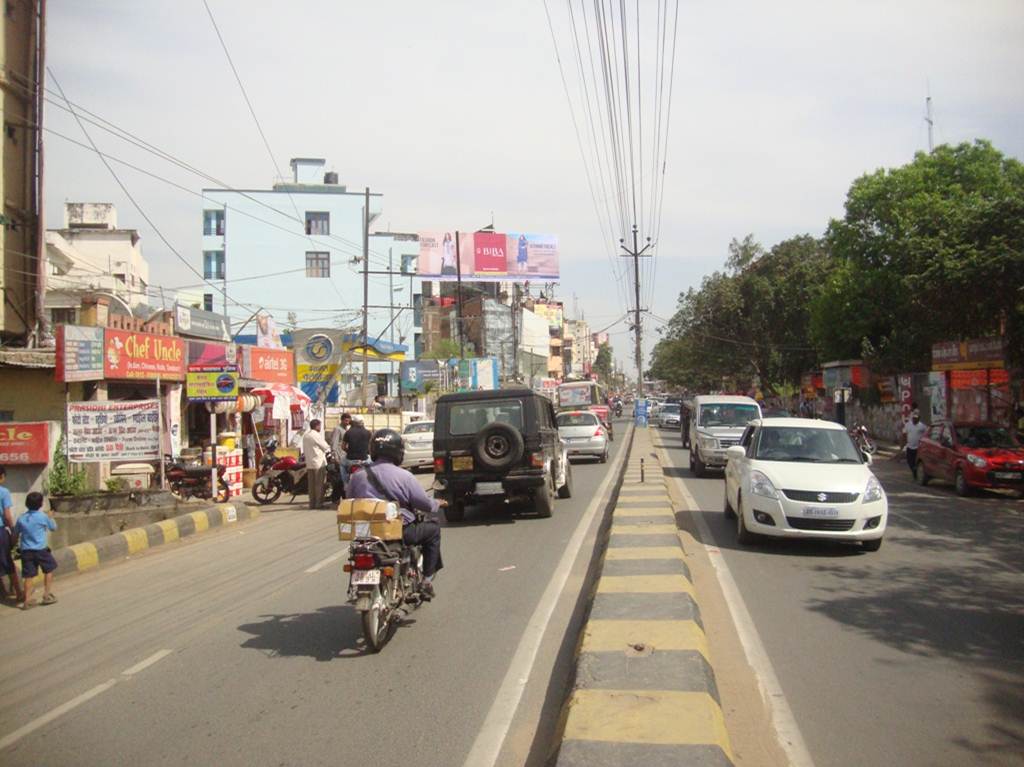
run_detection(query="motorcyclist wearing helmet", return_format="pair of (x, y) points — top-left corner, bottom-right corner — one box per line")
(346, 428), (444, 598)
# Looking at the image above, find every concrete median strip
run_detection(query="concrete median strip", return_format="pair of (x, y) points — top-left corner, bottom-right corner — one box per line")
(50, 502), (260, 577)
(556, 426), (734, 767)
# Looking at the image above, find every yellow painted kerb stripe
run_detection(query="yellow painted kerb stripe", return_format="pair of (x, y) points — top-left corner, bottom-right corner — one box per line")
(610, 523), (678, 535)
(156, 519), (179, 543)
(605, 546), (684, 560)
(582, 619), (708, 654)
(121, 527), (149, 555)
(614, 506), (674, 516)
(597, 574), (694, 594)
(189, 511), (210, 533)
(564, 689), (731, 754)
(69, 541), (99, 571)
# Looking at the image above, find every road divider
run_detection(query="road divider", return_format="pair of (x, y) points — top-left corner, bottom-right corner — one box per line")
(46, 502), (260, 578)
(556, 426), (734, 766)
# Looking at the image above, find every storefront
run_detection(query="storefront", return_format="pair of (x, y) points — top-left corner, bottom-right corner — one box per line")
(932, 338), (1011, 426)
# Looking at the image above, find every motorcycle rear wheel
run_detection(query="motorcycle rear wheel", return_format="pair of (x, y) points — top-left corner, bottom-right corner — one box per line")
(362, 577), (395, 652)
(216, 478), (231, 503)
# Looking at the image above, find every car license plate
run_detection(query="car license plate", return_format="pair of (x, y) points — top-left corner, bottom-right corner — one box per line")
(350, 569), (380, 586)
(994, 472), (1021, 480)
(802, 506), (840, 518)
(475, 481), (503, 495)
(453, 456), (473, 471)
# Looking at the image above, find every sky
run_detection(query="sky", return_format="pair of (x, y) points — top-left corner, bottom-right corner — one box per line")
(44, 1), (1024, 375)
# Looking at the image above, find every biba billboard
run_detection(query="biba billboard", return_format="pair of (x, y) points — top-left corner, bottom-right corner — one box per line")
(418, 231), (558, 281)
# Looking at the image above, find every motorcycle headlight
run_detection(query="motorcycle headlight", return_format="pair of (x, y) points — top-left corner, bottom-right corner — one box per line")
(966, 454), (987, 468)
(863, 474), (884, 503)
(750, 470), (778, 499)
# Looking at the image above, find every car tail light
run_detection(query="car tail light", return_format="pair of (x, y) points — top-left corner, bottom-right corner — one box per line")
(530, 452), (545, 468)
(594, 428), (604, 437)
(353, 553), (376, 569)
(433, 457), (445, 473)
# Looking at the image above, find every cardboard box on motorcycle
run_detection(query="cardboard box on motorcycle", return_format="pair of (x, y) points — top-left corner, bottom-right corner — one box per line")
(337, 499), (403, 541)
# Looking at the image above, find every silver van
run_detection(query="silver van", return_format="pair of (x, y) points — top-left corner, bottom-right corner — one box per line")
(688, 395), (762, 477)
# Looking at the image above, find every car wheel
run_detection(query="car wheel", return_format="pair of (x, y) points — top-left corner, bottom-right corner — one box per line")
(955, 468), (972, 497)
(688, 448), (695, 472)
(736, 493), (755, 545)
(599, 449), (608, 464)
(445, 495), (466, 524)
(861, 537), (883, 552)
(723, 485), (736, 519)
(916, 461), (930, 487)
(557, 462), (573, 499)
(534, 472), (555, 518)
(693, 450), (707, 478)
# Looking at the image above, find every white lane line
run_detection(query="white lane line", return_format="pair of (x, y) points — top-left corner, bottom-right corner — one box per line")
(121, 649), (174, 677)
(305, 547), (348, 574)
(463, 426), (632, 767)
(666, 455), (816, 767)
(0, 678), (118, 752)
(889, 512), (928, 530)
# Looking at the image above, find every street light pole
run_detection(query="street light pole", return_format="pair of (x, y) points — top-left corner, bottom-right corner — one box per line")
(620, 224), (652, 399)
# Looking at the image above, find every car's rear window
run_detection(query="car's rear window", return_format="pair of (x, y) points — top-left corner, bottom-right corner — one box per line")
(557, 412), (598, 427)
(404, 422), (433, 434)
(449, 400), (524, 435)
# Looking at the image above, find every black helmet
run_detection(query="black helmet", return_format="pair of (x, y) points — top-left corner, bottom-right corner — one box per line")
(370, 428), (405, 465)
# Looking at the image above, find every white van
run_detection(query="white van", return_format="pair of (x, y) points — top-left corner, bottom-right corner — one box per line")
(687, 395), (762, 477)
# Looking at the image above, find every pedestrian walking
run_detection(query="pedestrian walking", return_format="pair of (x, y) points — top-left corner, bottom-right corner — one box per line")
(301, 419), (331, 510)
(902, 408), (929, 477)
(0, 465), (23, 602)
(15, 491), (57, 609)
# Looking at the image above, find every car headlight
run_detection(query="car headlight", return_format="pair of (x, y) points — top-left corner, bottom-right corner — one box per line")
(863, 474), (884, 503)
(966, 454), (987, 468)
(750, 470), (778, 499)
(699, 436), (718, 450)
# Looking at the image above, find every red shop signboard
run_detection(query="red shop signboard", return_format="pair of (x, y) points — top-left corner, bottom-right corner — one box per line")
(0, 422), (50, 464)
(104, 329), (186, 381)
(240, 345), (294, 385)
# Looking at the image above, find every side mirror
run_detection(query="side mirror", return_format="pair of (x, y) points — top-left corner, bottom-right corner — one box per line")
(862, 451), (873, 465)
(726, 446), (746, 460)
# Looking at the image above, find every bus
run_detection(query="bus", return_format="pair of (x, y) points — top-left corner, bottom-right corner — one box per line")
(557, 380), (611, 425)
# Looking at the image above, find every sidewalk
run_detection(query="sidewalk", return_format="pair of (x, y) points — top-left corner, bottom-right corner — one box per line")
(556, 426), (733, 766)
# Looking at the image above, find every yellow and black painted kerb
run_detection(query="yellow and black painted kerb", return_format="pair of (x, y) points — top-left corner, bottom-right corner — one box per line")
(49, 503), (259, 576)
(557, 427), (733, 766)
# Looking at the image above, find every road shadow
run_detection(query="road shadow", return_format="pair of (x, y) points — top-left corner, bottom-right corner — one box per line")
(238, 605), (384, 660)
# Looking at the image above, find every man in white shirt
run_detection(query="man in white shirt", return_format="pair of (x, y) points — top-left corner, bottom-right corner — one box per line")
(301, 419), (331, 509)
(902, 408), (929, 477)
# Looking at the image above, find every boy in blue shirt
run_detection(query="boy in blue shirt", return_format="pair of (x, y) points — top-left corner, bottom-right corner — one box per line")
(0, 465), (23, 602)
(15, 492), (57, 609)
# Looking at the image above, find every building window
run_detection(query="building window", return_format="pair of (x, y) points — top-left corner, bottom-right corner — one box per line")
(203, 209), (225, 236)
(305, 212), (330, 236)
(0, 411), (13, 423)
(305, 251), (330, 278)
(401, 254), (417, 274)
(51, 307), (77, 326)
(204, 250), (225, 280)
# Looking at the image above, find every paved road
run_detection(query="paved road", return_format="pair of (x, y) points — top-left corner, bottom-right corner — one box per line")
(651, 427), (1024, 767)
(0, 431), (628, 767)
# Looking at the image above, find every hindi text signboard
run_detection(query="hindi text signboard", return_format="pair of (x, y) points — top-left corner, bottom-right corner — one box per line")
(186, 365), (239, 402)
(55, 325), (105, 382)
(67, 400), (160, 462)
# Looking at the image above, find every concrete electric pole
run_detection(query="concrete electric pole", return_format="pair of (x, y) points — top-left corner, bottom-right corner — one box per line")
(620, 224), (652, 398)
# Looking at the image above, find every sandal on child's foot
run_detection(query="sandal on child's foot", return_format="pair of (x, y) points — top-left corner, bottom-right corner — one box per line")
(41, 594), (57, 605)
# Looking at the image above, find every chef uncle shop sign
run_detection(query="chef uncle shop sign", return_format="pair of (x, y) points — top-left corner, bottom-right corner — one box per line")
(104, 329), (185, 380)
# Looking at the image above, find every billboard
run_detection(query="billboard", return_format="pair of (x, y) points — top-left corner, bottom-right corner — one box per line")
(55, 325), (105, 382)
(104, 329), (186, 381)
(418, 231), (558, 281)
(67, 400), (161, 462)
(0, 422), (50, 464)
(174, 304), (229, 341)
(186, 365), (239, 402)
(400, 360), (441, 394)
(239, 345), (294, 385)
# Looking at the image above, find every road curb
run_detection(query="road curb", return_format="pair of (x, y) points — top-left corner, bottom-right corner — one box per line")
(47, 501), (260, 578)
(555, 427), (734, 766)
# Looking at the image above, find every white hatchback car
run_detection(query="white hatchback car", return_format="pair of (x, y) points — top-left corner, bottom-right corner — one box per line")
(723, 418), (887, 551)
(401, 420), (434, 471)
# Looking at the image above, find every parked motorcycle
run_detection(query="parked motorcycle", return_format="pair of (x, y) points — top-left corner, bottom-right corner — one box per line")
(344, 513), (429, 652)
(252, 451), (346, 505)
(850, 424), (877, 456)
(164, 457), (230, 502)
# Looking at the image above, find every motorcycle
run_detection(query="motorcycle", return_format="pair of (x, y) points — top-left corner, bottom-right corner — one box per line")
(164, 456), (230, 502)
(850, 424), (877, 455)
(252, 450), (347, 505)
(614, 402), (623, 418)
(344, 511), (429, 652)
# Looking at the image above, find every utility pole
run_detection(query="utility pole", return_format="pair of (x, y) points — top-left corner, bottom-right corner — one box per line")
(511, 282), (519, 382)
(454, 231), (464, 359)
(388, 247), (395, 396)
(925, 92), (934, 153)
(362, 187), (370, 408)
(620, 224), (652, 398)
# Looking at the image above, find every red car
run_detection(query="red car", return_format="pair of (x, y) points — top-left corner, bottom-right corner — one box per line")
(916, 422), (1024, 497)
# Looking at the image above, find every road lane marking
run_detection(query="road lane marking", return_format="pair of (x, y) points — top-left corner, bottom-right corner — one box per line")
(463, 426), (631, 767)
(121, 649), (173, 677)
(665, 460), (816, 767)
(0, 679), (118, 752)
(305, 548), (348, 574)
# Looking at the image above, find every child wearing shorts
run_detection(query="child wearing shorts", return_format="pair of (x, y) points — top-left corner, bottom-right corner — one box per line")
(15, 491), (57, 609)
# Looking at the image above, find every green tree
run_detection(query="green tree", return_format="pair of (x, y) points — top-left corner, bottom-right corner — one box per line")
(420, 339), (463, 361)
(592, 342), (613, 383)
(812, 140), (1024, 370)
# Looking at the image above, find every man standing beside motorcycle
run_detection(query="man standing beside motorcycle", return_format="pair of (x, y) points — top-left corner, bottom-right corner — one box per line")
(328, 412), (352, 504)
(302, 419), (331, 510)
(346, 429), (444, 598)
(341, 415), (371, 484)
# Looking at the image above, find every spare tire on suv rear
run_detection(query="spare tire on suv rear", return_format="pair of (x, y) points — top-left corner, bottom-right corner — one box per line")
(473, 422), (525, 471)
